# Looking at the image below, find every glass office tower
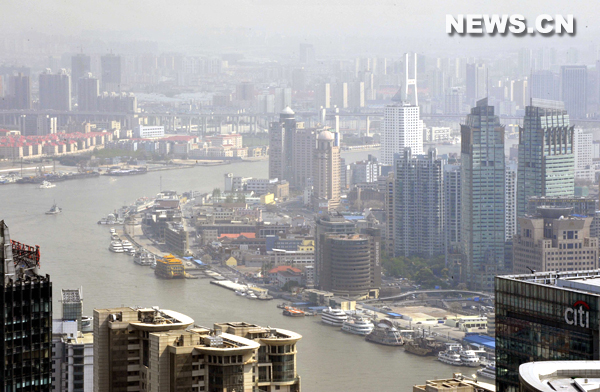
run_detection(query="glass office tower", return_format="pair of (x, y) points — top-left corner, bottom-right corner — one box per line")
(496, 271), (600, 392)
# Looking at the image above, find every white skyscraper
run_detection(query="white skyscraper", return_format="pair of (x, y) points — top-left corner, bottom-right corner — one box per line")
(505, 162), (517, 241)
(574, 128), (594, 181)
(381, 102), (424, 165)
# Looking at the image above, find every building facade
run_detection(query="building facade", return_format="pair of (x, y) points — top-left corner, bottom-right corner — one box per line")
(314, 214), (356, 288)
(1, 221), (53, 391)
(39, 69), (71, 111)
(312, 130), (340, 211)
(394, 147), (445, 258)
(561, 65), (587, 119)
(269, 107), (296, 183)
(517, 100), (574, 219)
(381, 102), (423, 165)
(574, 129), (594, 181)
(496, 271), (600, 391)
(461, 98), (506, 291)
(506, 162), (518, 241)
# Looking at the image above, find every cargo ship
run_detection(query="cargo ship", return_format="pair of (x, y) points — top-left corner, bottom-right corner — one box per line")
(154, 254), (185, 279)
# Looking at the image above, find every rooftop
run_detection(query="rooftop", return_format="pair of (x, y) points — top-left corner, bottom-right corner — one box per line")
(500, 270), (600, 296)
(520, 361), (600, 392)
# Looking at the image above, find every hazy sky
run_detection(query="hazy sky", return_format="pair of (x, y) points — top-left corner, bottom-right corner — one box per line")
(3, 0), (599, 53)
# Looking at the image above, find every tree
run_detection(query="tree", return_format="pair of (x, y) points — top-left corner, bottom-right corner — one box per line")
(282, 280), (300, 292)
(212, 188), (221, 198)
(236, 193), (246, 203)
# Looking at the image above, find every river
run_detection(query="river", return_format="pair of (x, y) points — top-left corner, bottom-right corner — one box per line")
(0, 150), (465, 391)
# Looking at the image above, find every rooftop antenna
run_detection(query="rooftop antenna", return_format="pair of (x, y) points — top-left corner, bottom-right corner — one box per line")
(526, 267), (536, 274)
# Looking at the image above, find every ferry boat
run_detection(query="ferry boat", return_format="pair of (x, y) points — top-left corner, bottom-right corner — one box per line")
(283, 307), (305, 317)
(341, 316), (374, 336)
(111, 233), (120, 241)
(235, 290), (247, 296)
(121, 240), (134, 252)
(134, 250), (156, 266)
(477, 363), (496, 380)
(438, 350), (463, 365)
(460, 350), (481, 367)
(45, 202), (62, 215)
(109, 241), (124, 253)
(321, 307), (348, 326)
(154, 254), (185, 279)
(365, 319), (404, 346)
(247, 292), (258, 300)
(39, 180), (56, 189)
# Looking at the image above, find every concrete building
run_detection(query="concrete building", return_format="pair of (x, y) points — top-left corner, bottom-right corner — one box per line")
(466, 63), (486, 105)
(531, 70), (560, 101)
(461, 98), (506, 291)
(1, 221), (52, 390)
(444, 164), (462, 274)
(71, 53), (91, 95)
(496, 270), (600, 391)
(135, 125), (164, 139)
(39, 68), (71, 111)
(394, 147), (445, 258)
(10, 73), (31, 109)
(318, 230), (381, 299)
(314, 214), (356, 288)
(100, 54), (122, 92)
(292, 127), (317, 189)
(561, 65), (587, 119)
(381, 102), (423, 165)
(574, 129), (594, 181)
(349, 154), (380, 186)
(506, 162), (518, 241)
(517, 100), (574, 219)
(513, 207), (598, 274)
(269, 107), (296, 183)
(77, 73), (99, 112)
(414, 374), (494, 392)
(93, 307), (301, 392)
(20, 114), (58, 136)
(315, 83), (330, 109)
(312, 130), (340, 212)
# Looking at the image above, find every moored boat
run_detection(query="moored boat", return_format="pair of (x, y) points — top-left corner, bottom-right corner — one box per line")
(341, 316), (374, 336)
(283, 307), (305, 317)
(477, 363), (496, 380)
(39, 180), (56, 189)
(365, 319), (404, 346)
(321, 307), (348, 326)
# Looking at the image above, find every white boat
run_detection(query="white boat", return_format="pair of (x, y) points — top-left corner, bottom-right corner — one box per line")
(45, 202), (62, 215)
(460, 350), (481, 367)
(438, 350), (463, 366)
(39, 180), (55, 189)
(342, 317), (374, 336)
(121, 240), (134, 251)
(109, 241), (124, 253)
(247, 292), (258, 300)
(111, 233), (120, 241)
(110, 228), (116, 234)
(134, 250), (155, 266)
(321, 307), (348, 326)
(235, 290), (247, 296)
(477, 363), (496, 380)
(126, 248), (136, 256)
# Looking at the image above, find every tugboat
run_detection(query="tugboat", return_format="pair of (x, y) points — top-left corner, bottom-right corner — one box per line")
(45, 201), (62, 215)
(39, 180), (56, 189)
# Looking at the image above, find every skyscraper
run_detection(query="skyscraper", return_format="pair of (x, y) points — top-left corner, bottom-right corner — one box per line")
(77, 73), (99, 112)
(314, 214), (356, 288)
(505, 162), (517, 241)
(299, 43), (315, 64)
(71, 53), (91, 95)
(292, 127), (317, 189)
(312, 130), (340, 211)
(531, 70), (560, 101)
(10, 73), (31, 109)
(574, 128), (594, 181)
(561, 65), (587, 119)
(443, 163), (462, 278)
(393, 147), (445, 258)
(466, 63), (486, 105)
(39, 68), (71, 111)
(461, 98), (505, 291)
(517, 100), (574, 218)
(381, 102), (423, 165)
(1, 221), (52, 390)
(268, 107), (296, 183)
(100, 54), (122, 92)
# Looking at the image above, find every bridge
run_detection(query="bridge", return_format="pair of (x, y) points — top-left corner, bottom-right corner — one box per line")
(363, 289), (494, 303)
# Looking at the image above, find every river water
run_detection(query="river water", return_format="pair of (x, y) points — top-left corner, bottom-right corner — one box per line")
(0, 150), (465, 391)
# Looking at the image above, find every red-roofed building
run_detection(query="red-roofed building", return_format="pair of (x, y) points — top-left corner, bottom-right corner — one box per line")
(218, 233), (256, 240)
(268, 266), (303, 288)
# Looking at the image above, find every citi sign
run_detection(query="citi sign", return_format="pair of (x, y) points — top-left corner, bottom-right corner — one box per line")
(564, 301), (591, 328)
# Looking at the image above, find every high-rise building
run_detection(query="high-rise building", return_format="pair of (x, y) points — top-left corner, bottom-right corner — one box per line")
(314, 214), (356, 288)
(332, 82), (348, 109)
(274, 87), (292, 113)
(349, 154), (380, 186)
(318, 230), (381, 298)
(299, 43), (315, 64)
(496, 270), (600, 391)
(574, 129), (594, 181)
(77, 73), (99, 111)
(518, 48), (532, 75)
(292, 127), (317, 189)
(561, 65), (587, 119)
(100, 54), (122, 92)
(512, 207), (598, 274)
(269, 107), (296, 183)
(315, 83), (331, 109)
(39, 68), (71, 111)
(10, 73), (31, 109)
(505, 162), (517, 241)
(444, 87), (462, 114)
(236, 81), (255, 101)
(71, 53), (91, 95)
(517, 100), (574, 218)
(20, 114), (57, 136)
(94, 307), (302, 392)
(348, 81), (365, 109)
(466, 63), (486, 105)
(531, 70), (560, 101)
(393, 147), (445, 258)
(381, 102), (423, 165)
(312, 130), (340, 211)
(382, 172), (395, 256)
(1, 221), (52, 390)
(444, 163), (462, 278)
(461, 98), (506, 291)
(510, 79), (528, 109)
